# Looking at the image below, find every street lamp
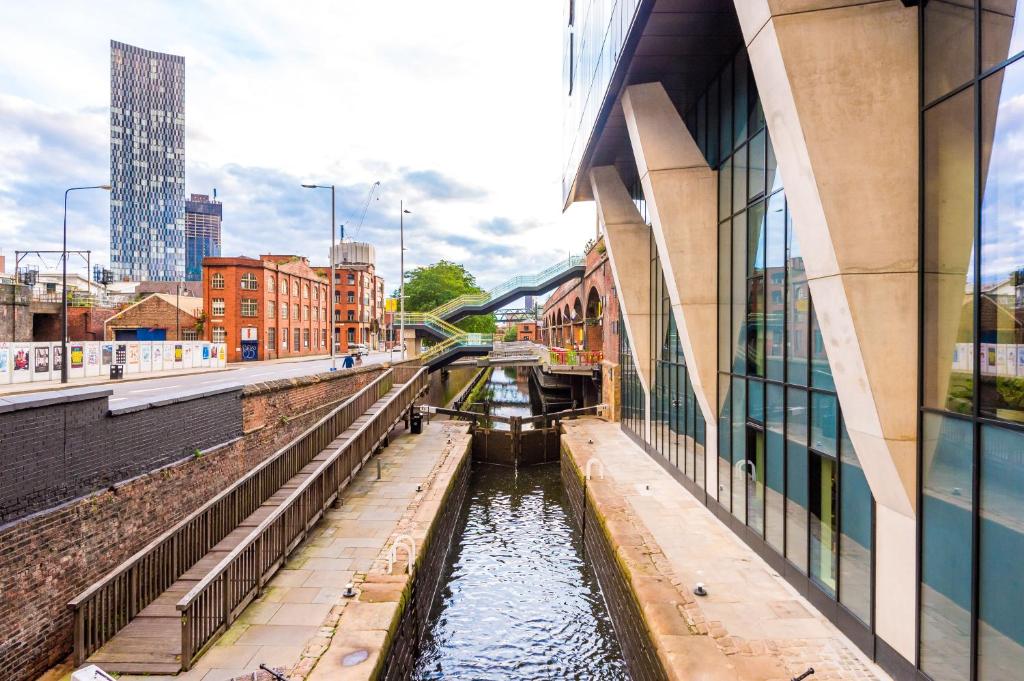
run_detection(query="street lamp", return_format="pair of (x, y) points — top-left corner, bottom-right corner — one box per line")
(62, 184), (111, 383)
(302, 183), (337, 371)
(400, 203), (411, 361)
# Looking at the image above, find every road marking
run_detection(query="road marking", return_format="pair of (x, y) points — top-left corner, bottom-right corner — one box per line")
(109, 397), (126, 402)
(131, 384), (181, 393)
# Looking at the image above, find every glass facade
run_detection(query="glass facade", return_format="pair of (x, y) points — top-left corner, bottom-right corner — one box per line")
(615, 47), (876, 623)
(921, 4), (1024, 679)
(110, 40), (186, 282)
(185, 194), (223, 281)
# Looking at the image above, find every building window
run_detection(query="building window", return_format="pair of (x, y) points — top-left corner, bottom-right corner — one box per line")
(347, 310), (355, 321)
(240, 273), (258, 290)
(212, 326), (226, 342)
(347, 273), (355, 285)
(267, 327), (276, 349)
(212, 298), (225, 316)
(292, 280), (299, 296)
(241, 298), (257, 317)
(334, 310), (341, 322)
(211, 273), (224, 289)
(267, 301), (275, 318)
(281, 328), (288, 348)
(280, 302), (287, 319)
(181, 329), (198, 341)
(293, 327), (300, 351)
(322, 329), (327, 347)
(292, 303), (299, 320)
(280, 276), (287, 293)
(313, 328), (319, 348)
(335, 291), (341, 304)
(303, 305), (309, 321)
(267, 276), (275, 292)
(303, 328), (309, 348)
(347, 327), (355, 343)
(303, 283), (309, 298)
(347, 292), (355, 303)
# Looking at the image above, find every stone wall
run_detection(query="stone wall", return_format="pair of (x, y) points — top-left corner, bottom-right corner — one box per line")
(0, 282), (32, 342)
(0, 364), (385, 681)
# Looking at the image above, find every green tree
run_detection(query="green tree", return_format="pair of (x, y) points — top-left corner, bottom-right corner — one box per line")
(399, 260), (496, 333)
(502, 326), (518, 342)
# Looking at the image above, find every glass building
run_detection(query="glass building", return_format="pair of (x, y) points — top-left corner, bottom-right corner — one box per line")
(564, 2), (1024, 680)
(185, 193), (223, 281)
(110, 40), (186, 282)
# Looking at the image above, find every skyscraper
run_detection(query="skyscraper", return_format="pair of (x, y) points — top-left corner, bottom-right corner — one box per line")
(110, 40), (185, 282)
(185, 193), (222, 281)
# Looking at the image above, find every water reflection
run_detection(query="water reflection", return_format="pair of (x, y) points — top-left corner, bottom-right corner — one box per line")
(412, 465), (628, 680)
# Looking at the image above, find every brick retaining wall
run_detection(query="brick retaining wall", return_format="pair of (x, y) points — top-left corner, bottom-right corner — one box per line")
(0, 364), (384, 681)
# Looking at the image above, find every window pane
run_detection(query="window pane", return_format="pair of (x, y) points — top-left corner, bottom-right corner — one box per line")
(719, 219), (732, 372)
(767, 132), (783, 195)
(982, 1), (1024, 73)
(748, 378), (764, 425)
(732, 376), (747, 523)
(719, 157), (733, 219)
(786, 388), (809, 572)
(810, 306), (834, 391)
(732, 214), (747, 374)
(748, 129), (766, 201)
(924, 0), (976, 103)
(707, 77), (720, 167)
(747, 428), (765, 537)
(733, 143), (748, 215)
(720, 60), (733, 160)
(980, 64), (1024, 423)
(924, 86), (976, 414)
(839, 421), (873, 625)
(734, 50), (749, 146)
(810, 454), (837, 595)
(748, 202), (766, 377)
(811, 392), (838, 456)
(978, 424), (1024, 680)
(719, 373), (732, 508)
(766, 192), (786, 381)
(787, 208), (809, 385)
(920, 413), (974, 681)
(766, 384), (785, 552)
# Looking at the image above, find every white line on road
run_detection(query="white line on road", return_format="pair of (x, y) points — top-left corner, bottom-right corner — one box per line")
(130, 385), (181, 393)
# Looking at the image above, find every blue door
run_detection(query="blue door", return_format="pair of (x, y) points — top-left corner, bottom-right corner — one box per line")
(137, 328), (167, 341)
(241, 340), (259, 361)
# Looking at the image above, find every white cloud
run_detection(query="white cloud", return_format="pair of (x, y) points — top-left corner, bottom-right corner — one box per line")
(0, 0), (596, 290)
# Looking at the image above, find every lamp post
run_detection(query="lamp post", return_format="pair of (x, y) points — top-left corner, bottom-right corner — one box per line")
(302, 183), (337, 371)
(62, 184), (110, 383)
(400, 202), (411, 361)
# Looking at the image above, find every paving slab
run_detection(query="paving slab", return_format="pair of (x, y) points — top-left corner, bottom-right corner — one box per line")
(562, 418), (891, 681)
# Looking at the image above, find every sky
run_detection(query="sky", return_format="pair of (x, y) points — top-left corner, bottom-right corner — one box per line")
(0, 1), (596, 294)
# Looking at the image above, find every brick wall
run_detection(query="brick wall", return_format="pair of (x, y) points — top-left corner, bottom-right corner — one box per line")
(104, 295), (199, 340)
(0, 364), (384, 681)
(0, 282), (32, 342)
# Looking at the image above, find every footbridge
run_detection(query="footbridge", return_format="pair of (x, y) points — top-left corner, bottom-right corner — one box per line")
(67, 365), (428, 674)
(397, 255), (584, 342)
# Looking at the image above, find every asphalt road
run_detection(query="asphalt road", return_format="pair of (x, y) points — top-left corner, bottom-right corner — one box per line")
(100, 351), (402, 408)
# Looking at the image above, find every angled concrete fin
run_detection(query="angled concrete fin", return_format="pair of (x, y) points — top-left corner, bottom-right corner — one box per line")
(589, 166), (653, 400)
(621, 82), (720, 487)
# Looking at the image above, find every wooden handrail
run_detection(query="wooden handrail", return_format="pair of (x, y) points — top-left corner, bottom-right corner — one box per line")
(67, 367), (396, 664)
(176, 366), (428, 667)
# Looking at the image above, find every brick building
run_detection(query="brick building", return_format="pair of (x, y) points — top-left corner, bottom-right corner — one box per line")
(516, 321), (538, 342)
(203, 255), (329, 362)
(313, 263), (386, 353)
(103, 293), (202, 341)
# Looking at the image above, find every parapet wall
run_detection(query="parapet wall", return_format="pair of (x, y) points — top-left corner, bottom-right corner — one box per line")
(0, 364), (385, 681)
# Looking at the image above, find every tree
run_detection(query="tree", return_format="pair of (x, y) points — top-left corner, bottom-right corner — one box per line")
(400, 260), (496, 333)
(502, 326), (518, 342)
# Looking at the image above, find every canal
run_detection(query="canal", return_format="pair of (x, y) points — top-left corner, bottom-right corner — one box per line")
(411, 367), (629, 680)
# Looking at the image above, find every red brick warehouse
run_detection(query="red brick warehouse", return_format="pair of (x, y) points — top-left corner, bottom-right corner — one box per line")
(202, 255), (330, 362)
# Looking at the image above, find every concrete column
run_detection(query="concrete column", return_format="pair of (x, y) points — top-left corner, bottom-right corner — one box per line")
(735, 0), (919, 660)
(621, 82), (720, 494)
(589, 166), (653, 441)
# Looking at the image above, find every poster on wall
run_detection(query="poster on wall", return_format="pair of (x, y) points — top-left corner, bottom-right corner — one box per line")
(140, 344), (151, 366)
(52, 346), (63, 373)
(202, 345), (210, 360)
(86, 345), (99, 367)
(13, 347), (30, 372)
(183, 344), (193, 366)
(102, 344), (113, 365)
(34, 347), (50, 373)
(115, 344), (127, 364)
(175, 344), (183, 362)
(127, 344), (139, 365)
(71, 345), (84, 369)
(217, 345), (226, 362)
(152, 345), (162, 366)
(0, 344), (8, 375)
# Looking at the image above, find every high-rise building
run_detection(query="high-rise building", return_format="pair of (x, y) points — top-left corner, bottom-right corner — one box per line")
(185, 193), (222, 281)
(563, 3), (1024, 681)
(109, 40), (186, 282)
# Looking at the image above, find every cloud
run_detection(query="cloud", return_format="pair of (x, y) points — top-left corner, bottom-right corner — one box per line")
(475, 216), (538, 235)
(399, 169), (486, 202)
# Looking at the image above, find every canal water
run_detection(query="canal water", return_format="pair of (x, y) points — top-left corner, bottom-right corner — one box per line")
(411, 368), (629, 680)
(471, 367), (536, 429)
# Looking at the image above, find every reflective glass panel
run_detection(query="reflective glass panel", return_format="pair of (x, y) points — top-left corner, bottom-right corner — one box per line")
(978, 424), (1024, 680)
(811, 393), (838, 457)
(747, 428), (766, 537)
(839, 422), (873, 625)
(732, 376), (747, 523)
(924, 87), (976, 414)
(982, 1), (1024, 73)
(766, 384), (785, 552)
(733, 143), (748, 216)
(810, 454), (838, 595)
(732, 215), (747, 374)
(787, 209), (809, 385)
(719, 219), (732, 372)
(734, 50), (749, 147)
(924, 0), (977, 103)
(920, 413), (974, 681)
(786, 388), (809, 572)
(765, 192), (786, 382)
(980, 63), (1024, 423)
(719, 373), (732, 508)
(810, 307), (835, 391)
(747, 203), (766, 377)
(748, 129), (766, 201)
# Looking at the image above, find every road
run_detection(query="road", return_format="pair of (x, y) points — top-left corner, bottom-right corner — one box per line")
(0, 351), (406, 409)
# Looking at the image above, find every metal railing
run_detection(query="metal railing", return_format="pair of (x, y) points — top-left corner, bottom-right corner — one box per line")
(430, 255), (584, 320)
(419, 333), (495, 362)
(66, 366), (418, 666)
(176, 365), (427, 668)
(549, 347), (604, 366)
(392, 311), (462, 339)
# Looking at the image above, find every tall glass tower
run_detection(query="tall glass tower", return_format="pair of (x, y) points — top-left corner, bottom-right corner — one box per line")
(110, 40), (186, 282)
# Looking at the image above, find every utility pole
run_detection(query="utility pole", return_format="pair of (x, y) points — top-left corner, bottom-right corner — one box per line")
(302, 183), (338, 370)
(400, 202), (411, 361)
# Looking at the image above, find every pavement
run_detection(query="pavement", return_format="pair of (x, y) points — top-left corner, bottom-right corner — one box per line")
(0, 351), (404, 404)
(561, 419), (890, 681)
(108, 420), (472, 681)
